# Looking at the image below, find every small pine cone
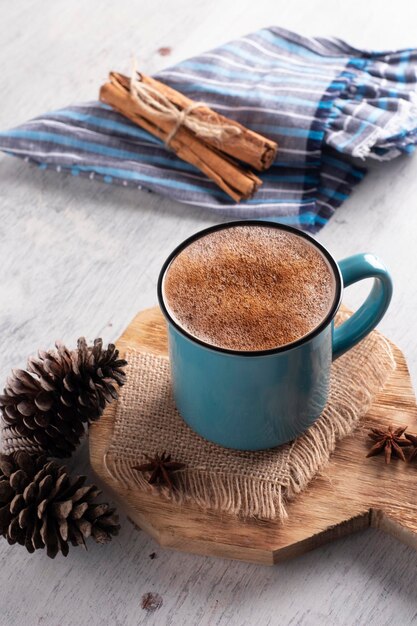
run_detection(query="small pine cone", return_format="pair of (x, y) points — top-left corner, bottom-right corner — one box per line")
(0, 451), (120, 558)
(0, 338), (127, 457)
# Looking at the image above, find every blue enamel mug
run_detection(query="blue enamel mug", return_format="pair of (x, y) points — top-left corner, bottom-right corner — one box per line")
(157, 221), (392, 451)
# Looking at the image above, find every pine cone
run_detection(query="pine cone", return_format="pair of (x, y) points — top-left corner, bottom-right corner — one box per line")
(0, 338), (127, 457)
(0, 451), (120, 558)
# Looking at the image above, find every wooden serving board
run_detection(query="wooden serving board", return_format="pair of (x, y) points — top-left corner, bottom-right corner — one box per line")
(89, 307), (417, 566)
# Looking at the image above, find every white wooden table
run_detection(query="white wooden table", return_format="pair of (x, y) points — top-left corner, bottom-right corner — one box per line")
(1, 1), (417, 624)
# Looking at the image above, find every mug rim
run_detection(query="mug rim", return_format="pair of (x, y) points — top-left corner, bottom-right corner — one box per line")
(157, 220), (343, 357)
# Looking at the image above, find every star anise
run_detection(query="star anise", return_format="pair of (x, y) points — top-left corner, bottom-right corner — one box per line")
(133, 452), (185, 491)
(405, 432), (417, 463)
(366, 425), (409, 464)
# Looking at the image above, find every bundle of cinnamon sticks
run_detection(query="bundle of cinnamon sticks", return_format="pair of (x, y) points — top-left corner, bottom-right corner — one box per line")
(99, 71), (277, 202)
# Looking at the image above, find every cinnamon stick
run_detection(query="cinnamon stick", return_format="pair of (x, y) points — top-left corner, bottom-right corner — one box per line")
(99, 72), (264, 202)
(139, 74), (278, 171)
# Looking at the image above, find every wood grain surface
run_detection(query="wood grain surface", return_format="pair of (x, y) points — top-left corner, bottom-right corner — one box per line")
(2, 1), (417, 624)
(90, 307), (417, 566)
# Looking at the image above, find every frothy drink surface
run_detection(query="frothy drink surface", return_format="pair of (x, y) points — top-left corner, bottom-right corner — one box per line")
(163, 225), (336, 351)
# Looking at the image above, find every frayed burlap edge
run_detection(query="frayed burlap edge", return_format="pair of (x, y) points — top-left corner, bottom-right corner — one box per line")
(105, 457), (288, 520)
(285, 336), (395, 503)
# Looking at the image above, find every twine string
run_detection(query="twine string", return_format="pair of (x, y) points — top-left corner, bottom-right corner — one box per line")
(129, 60), (241, 147)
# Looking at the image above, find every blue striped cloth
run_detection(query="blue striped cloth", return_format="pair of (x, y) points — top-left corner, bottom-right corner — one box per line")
(2, 27), (417, 232)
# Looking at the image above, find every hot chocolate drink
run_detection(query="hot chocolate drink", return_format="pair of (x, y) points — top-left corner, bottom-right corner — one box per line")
(162, 224), (336, 351)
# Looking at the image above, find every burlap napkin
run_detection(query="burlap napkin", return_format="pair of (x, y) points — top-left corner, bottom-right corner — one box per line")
(104, 313), (396, 521)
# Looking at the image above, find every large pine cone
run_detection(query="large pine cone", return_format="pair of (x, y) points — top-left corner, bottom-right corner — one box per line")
(0, 338), (127, 457)
(0, 451), (120, 558)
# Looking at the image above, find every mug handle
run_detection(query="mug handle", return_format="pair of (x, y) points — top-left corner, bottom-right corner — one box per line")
(332, 253), (393, 360)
